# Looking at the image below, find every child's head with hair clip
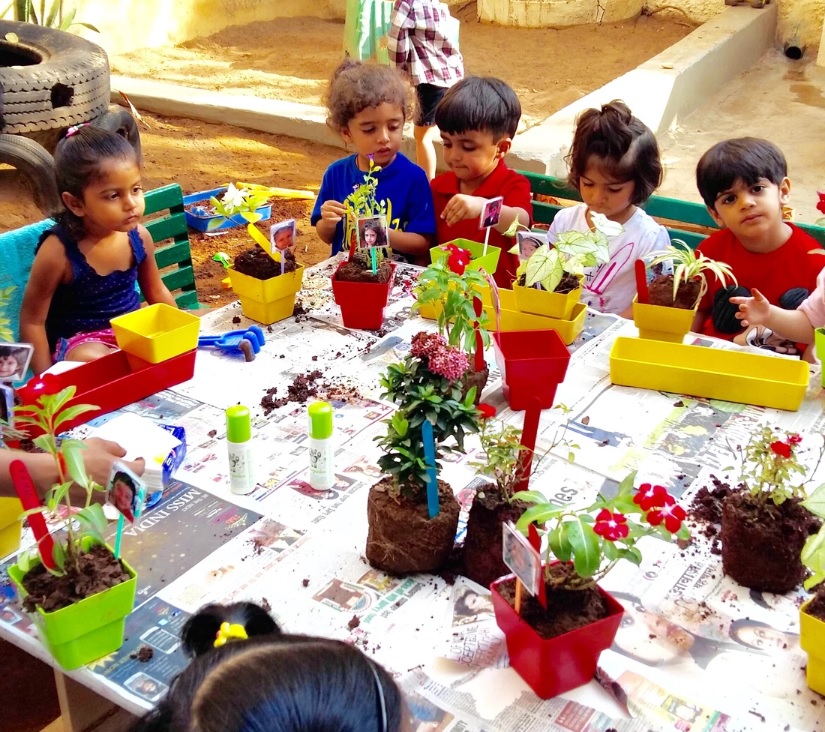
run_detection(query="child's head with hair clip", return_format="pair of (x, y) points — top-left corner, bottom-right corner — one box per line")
(566, 100), (662, 224)
(325, 59), (410, 173)
(132, 602), (406, 732)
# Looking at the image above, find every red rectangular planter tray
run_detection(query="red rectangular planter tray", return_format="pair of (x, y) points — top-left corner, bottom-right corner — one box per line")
(17, 350), (197, 436)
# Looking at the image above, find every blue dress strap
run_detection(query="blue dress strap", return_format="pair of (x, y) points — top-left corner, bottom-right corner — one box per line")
(128, 227), (147, 266)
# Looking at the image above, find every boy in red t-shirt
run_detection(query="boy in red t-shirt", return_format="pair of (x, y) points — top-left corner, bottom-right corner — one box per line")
(693, 137), (822, 353)
(430, 76), (532, 288)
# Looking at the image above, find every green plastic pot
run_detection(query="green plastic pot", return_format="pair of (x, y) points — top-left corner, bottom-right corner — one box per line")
(8, 540), (137, 670)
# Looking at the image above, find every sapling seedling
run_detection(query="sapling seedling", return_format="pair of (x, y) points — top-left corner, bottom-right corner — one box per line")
(644, 239), (736, 307)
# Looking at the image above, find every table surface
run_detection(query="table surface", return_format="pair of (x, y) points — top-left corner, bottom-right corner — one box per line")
(2, 256), (825, 731)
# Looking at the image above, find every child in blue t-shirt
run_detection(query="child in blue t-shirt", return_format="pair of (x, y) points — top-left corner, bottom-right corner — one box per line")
(312, 59), (435, 264)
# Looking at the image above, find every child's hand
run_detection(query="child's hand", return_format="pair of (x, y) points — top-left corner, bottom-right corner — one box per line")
(730, 288), (770, 328)
(441, 194), (486, 227)
(320, 200), (346, 225)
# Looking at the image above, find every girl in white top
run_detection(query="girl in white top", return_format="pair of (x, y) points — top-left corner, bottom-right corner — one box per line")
(549, 100), (670, 316)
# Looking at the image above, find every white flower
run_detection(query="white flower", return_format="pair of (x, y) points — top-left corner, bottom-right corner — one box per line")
(221, 183), (248, 211)
(590, 212), (624, 238)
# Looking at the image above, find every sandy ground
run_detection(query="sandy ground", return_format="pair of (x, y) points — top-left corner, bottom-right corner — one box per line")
(658, 49), (825, 226)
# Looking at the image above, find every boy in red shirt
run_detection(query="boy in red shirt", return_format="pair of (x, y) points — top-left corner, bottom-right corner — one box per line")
(693, 137), (822, 353)
(430, 76), (532, 288)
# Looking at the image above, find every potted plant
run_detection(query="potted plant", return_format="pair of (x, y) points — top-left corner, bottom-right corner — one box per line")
(366, 332), (480, 574)
(462, 402), (575, 588)
(720, 426), (821, 594)
(508, 213), (615, 319)
(413, 249), (491, 404)
(492, 473), (689, 699)
(184, 183), (273, 233)
(331, 157), (396, 330)
(7, 386), (137, 669)
(799, 482), (825, 695)
(635, 241), (735, 342)
(212, 183), (307, 325)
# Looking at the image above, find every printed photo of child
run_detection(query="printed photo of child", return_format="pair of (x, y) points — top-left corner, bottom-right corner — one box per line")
(270, 219), (297, 252)
(358, 215), (388, 249)
(516, 231), (545, 262)
(479, 196), (503, 229)
(502, 522), (540, 595)
(0, 343), (33, 382)
(0, 384), (13, 426)
(108, 463), (145, 523)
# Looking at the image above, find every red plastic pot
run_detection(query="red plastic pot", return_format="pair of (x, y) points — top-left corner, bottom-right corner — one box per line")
(330, 262), (396, 331)
(490, 573), (624, 699)
(492, 329), (570, 410)
(16, 349), (196, 437)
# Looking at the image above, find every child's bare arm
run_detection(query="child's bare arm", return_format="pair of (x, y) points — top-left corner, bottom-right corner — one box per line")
(691, 308), (708, 334)
(730, 288), (816, 344)
(387, 229), (431, 263)
(136, 227), (176, 307)
(440, 195), (528, 233)
(316, 200), (346, 245)
(19, 236), (67, 374)
(493, 204), (529, 235)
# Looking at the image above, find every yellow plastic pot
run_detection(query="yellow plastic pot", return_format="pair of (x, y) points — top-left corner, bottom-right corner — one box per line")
(229, 263), (305, 325)
(430, 238), (501, 276)
(609, 336), (810, 411)
(800, 599), (825, 695)
(631, 295), (696, 343)
(816, 328), (825, 386)
(513, 280), (581, 320)
(0, 497), (23, 558)
(111, 304), (200, 364)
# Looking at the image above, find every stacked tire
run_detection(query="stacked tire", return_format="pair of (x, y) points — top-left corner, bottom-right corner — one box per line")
(0, 21), (139, 215)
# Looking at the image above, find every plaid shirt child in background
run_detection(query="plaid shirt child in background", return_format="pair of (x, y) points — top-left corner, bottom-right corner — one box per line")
(388, 0), (463, 181)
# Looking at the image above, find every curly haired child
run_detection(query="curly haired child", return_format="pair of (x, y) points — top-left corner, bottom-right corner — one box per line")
(550, 100), (670, 316)
(19, 126), (175, 375)
(312, 59), (435, 264)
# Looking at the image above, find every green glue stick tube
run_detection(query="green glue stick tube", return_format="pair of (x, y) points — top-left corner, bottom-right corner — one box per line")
(226, 405), (255, 495)
(308, 401), (334, 491)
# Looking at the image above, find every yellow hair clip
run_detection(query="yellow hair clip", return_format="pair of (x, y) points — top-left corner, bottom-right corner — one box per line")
(214, 622), (248, 648)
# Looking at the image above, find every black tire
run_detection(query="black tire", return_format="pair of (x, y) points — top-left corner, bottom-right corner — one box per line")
(0, 133), (59, 214)
(0, 20), (110, 134)
(90, 105), (141, 161)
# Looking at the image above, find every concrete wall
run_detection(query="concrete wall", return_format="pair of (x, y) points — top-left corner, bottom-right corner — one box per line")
(477, 0), (644, 26)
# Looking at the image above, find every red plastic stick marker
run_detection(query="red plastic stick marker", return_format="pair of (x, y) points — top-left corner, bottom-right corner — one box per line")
(472, 296), (485, 372)
(515, 397), (541, 492)
(634, 259), (649, 304)
(10, 460), (55, 570)
(527, 524), (547, 609)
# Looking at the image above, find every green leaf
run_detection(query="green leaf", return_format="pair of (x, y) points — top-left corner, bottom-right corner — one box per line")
(548, 522), (572, 562)
(616, 471), (637, 496)
(803, 484), (825, 518)
(515, 503), (564, 532)
(52, 542), (65, 571)
(510, 490), (547, 504)
(566, 518), (600, 578)
(525, 245), (564, 293)
(76, 503), (107, 538)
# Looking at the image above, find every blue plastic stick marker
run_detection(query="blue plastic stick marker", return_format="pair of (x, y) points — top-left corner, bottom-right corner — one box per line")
(422, 420), (439, 518)
(371, 248), (378, 274)
(114, 514), (125, 559)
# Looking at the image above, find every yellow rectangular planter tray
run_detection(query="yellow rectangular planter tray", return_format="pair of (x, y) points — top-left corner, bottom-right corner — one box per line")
(0, 496), (23, 558)
(111, 303), (200, 364)
(632, 295), (695, 343)
(513, 281), (581, 320)
(430, 238), (501, 276)
(229, 263), (305, 325)
(609, 336), (810, 411)
(800, 599), (825, 696)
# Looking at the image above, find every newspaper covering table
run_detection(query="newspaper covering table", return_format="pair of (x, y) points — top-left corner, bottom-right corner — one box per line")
(2, 256), (825, 731)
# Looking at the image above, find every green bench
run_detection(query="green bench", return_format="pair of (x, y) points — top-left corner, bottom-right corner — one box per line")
(143, 183), (203, 310)
(519, 172), (825, 250)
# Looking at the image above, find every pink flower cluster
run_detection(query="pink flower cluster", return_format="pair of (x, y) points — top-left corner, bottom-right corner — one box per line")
(410, 332), (469, 381)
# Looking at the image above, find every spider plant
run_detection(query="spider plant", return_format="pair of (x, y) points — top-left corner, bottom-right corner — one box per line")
(645, 239), (736, 304)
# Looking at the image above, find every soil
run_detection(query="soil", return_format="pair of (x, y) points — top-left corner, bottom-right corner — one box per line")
(720, 491), (820, 594)
(461, 364), (489, 406)
(233, 245), (298, 280)
(496, 563), (609, 640)
(462, 487), (529, 588)
(647, 274), (702, 310)
(515, 271), (580, 294)
(365, 476), (459, 575)
(806, 585), (825, 622)
(20, 543), (131, 613)
(334, 256), (393, 284)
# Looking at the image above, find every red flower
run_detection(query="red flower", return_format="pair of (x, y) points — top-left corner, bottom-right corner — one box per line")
(817, 191), (825, 216)
(647, 502), (686, 533)
(770, 440), (792, 458)
(789, 434), (803, 445)
(477, 403), (496, 419)
(442, 243), (460, 253)
(594, 509), (629, 541)
(447, 250), (471, 275)
(633, 483), (672, 511)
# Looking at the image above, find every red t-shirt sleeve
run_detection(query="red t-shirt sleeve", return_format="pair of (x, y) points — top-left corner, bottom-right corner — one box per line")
(501, 170), (533, 223)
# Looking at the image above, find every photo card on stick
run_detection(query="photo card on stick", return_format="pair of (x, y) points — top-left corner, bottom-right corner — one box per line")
(502, 521), (541, 596)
